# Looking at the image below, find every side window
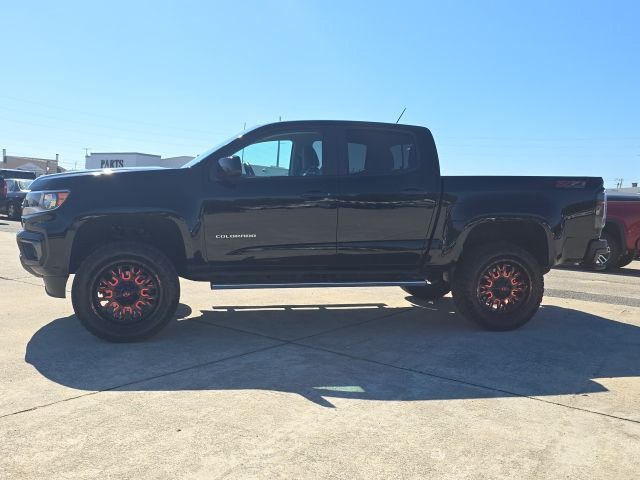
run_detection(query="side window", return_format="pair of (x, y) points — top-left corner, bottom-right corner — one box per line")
(237, 140), (293, 177)
(234, 132), (323, 177)
(346, 129), (417, 175)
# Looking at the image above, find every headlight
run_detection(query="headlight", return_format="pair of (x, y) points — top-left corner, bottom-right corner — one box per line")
(22, 190), (70, 215)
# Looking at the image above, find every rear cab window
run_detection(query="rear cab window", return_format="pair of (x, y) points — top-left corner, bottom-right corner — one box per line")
(346, 129), (418, 176)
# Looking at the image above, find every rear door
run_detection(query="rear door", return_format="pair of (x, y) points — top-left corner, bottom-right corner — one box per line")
(335, 126), (440, 269)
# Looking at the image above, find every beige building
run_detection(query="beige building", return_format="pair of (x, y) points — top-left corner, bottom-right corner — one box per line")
(85, 152), (194, 170)
(1, 149), (65, 176)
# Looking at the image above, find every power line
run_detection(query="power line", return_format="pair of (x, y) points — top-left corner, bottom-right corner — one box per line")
(0, 105), (215, 143)
(0, 94), (219, 136)
(0, 116), (207, 150)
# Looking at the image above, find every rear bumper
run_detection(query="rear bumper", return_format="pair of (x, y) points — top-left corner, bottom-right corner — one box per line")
(582, 238), (610, 270)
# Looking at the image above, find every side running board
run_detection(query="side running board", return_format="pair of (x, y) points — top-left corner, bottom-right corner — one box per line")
(211, 281), (426, 290)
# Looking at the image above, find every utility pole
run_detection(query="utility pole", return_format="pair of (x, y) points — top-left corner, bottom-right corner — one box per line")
(81, 147), (91, 170)
(615, 178), (624, 189)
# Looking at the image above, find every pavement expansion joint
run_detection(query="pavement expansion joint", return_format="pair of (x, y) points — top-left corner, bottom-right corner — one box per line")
(3, 304), (639, 425)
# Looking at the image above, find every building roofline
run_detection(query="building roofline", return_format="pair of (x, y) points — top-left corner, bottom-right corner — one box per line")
(89, 152), (161, 157)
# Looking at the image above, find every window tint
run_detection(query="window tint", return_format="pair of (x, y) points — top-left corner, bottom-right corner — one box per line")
(346, 129), (417, 175)
(234, 132), (323, 177)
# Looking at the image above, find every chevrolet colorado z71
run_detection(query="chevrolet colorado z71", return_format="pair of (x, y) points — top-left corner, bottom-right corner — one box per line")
(17, 121), (608, 342)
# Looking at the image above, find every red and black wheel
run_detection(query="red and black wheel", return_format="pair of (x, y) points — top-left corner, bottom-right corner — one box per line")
(72, 241), (180, 342)
(452, 242), (544, 331)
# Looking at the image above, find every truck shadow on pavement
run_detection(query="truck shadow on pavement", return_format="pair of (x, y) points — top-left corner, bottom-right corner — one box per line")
(25, 299), (640, 408)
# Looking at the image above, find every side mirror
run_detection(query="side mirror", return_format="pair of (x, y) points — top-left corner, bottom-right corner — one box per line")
(213, 155), (242, 179)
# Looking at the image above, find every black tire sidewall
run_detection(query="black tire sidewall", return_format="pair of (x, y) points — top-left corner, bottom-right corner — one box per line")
(452, 243), (544, 331)
(72, 242), (179, 342)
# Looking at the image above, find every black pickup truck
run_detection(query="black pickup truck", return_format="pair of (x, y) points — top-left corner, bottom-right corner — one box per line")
(17, 121), (608, 342)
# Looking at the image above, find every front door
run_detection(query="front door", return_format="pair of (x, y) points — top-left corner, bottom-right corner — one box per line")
(203, 125), (338, 272)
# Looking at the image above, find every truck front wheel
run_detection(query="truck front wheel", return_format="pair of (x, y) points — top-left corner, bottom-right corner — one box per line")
(71, 241), (180, 342)
(452, 242), (544, 331)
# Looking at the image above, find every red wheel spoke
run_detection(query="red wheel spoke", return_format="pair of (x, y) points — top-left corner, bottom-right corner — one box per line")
(477, 261), (530, 314)
(93, 262), (160, 324)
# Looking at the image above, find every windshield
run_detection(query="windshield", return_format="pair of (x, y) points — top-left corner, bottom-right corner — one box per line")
(15, 179), (33, 190)
(182, 126), (259, 168)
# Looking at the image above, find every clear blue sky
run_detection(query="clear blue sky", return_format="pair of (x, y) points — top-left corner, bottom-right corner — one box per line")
(1, 1), (638, 186)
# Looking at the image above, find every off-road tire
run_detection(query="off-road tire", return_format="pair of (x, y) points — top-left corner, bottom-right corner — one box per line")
(72, 241), (180, 342)
(452, 242), (544, 331)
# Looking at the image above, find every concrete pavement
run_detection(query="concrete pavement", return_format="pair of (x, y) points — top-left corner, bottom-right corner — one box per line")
(0, 223), (639, 479)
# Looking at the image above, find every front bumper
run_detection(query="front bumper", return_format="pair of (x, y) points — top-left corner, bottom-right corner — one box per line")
(16, 229), (68, 298)
(583, 238), (610, 271)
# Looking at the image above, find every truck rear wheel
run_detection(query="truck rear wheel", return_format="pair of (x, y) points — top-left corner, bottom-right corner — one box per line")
(452, 242), (544, 331)
(401, 278), (451, 300)
(71, 241), (180, 342)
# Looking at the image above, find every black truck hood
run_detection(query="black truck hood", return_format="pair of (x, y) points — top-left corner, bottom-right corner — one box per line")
(28, 167), (169, 190)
